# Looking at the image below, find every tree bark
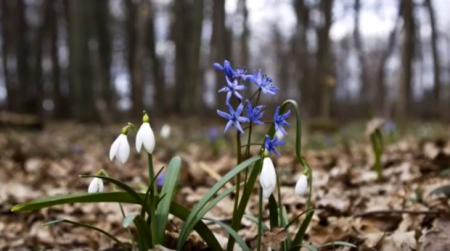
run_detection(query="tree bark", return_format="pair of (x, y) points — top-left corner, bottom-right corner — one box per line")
(425, 0), (441, 117)
(0, 0), (14, 111)
(15, 0), (29, 113)
(353, 0), (369, 107)
(397, 0), (415, 122)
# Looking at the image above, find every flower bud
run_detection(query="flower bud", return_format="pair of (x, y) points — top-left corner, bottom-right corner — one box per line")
(294, 174), (308, 196)
(259, 157), (277, 199)
(88, 177), (104, 193)
(109, 128), (130, 164)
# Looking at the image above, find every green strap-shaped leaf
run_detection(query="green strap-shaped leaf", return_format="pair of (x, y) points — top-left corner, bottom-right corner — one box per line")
(204, 218), (251, 251)
(133, 214), (151, 251)
(154, 156), (181, 245)
(177, 156), (259, 249)
(12, 192), (222, 250)
(291, 210), (314, 250)
(44, 219), (127, 250)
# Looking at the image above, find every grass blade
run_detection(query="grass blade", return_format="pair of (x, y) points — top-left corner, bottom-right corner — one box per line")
(204, 218), (251, 251)
(154, 156), (181, 244)
(291, 210), (314, 250)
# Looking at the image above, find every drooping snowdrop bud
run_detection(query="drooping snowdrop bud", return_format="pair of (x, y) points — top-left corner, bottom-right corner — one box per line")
(160, 124), (171, 139)
(109, 126), (130, 164)
(88, 177), (104, 193)
(294, 173), (308, 196)
(259, 151), (277, 199)
(136, 112), (155, 153)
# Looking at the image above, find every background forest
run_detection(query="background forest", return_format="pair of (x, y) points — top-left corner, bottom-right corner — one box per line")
(0, 0), (449, 124)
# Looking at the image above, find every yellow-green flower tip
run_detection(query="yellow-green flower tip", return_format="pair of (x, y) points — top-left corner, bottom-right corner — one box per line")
(121, 126), (129, 135)
(263, 149), (270, 158)
(143, 113), (150, 123)
(302, 169), (308, 176)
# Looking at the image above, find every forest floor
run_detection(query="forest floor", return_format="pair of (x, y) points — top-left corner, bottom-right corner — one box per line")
(1, 121), (450, 251)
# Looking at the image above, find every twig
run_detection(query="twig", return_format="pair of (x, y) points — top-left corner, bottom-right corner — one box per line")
(354, 210), (440, 217)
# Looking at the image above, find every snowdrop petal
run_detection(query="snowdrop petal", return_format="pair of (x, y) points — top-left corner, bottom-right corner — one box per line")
(117, 135), (130, 163)
(160, 124), (171, 139)
(259, 157), (277, 199)
(136, 123), (155, 154)
(88, 178), (104, 193)
(109, 135), (121, 161)
(295, 174), (308, 196)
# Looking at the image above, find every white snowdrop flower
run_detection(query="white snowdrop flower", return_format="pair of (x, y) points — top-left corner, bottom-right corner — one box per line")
(160, 124), (171, 139)
(109, 127), (130, 163)
(295, 174), (308, 196)
(136, 113), (155, 154)
(275, 130), (284, 140)
(88, 177), (104, 193)
(259, 156), (277, 200)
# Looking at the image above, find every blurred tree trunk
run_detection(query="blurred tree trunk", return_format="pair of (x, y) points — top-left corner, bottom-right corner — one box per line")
(68, 0), (97, 122)
(125, 0), (144, 118)
(292, 0), (311, 113)
(397, 0), (415, 122)
(425, 0), (441, 117)
(15, 0), (29, 113)
(185, 0), (203, 113)
(376, 4), (402, 117)
(274, 27), (289, 101)
(94, 0), (115, 119)
(353, 0), (369, 109)
(0, 1), (14, 111)
(147, 1), (166, 114)
(238, 0), (249, 68)
(173, 0), (204, 114)
(173, 0), (187, 114)
(211, 0), (231, 108)
(47, 0), (66, 119)
(314, 0), (333, 118)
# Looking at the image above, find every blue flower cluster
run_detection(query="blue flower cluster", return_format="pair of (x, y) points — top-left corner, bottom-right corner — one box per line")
(215, 60), (291, 156)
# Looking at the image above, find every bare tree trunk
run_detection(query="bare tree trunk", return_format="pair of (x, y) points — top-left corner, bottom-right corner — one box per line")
(185, 0), (203, 113)
(15, 0), (29, 113)
(353, 0), (369, 109)
(211, 0), (231, 108)
(397, 0), (415, 122)
(0, 1), (14, 111)
(238, 0), (249, 68)
(314, 0), (333, 118)
(173, 0), (187, 114)
(292, 0), (311, 112)
(147, 1), (165, 114)
(425, 0), (441, 117)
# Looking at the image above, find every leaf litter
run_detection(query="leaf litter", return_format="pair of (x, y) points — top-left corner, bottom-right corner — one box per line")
(1, 122), (450, 250)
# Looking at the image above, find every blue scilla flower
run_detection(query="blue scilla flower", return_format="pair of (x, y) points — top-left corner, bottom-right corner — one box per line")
(246, 100), (264, 125)
(156, 172), (165, 187)
(214, 60), (250, 80)
(248, 69), (278, 96)
(264, 135), (285, 156)
(218, 77), (247, 104)
(273, 106), (291, 135)
(217, 103), (249, 134)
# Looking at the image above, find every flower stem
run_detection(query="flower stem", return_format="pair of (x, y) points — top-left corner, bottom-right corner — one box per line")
(257, 186), (263, 251)
(228, 131), (242, 250)
(147, 153), (158, 196)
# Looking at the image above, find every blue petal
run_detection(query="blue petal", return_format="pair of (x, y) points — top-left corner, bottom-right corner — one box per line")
(235, 121), (244, 134)
(213, 63), (224, 71)
(234, 91), (243, 101)
(226, 92), (233, 104)
(218, 86), (229, 93)
(236, 102), (244, 116)
(238, 116), (249, 123)
(217, 109), (231, 120)
(224, 120), (233, 133)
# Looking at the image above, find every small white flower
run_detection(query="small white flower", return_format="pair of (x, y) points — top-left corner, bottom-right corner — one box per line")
(259, 157), (277, 199)
(109, 134), (130, 163)
(136, 122), (155, 153)
(88, 177), (104, 193)
(275, 130), (284, 140)
(160, 124), (171, 139)
(295, 174), (308, 196)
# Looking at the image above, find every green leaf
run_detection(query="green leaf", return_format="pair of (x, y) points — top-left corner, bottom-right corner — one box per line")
(320, 241), (357, 249)
(204, 218), (251, 251)
(123, 214), (139, 228)
(291, 210), (314, 250)
(244, 214), (269, 231)
(177, 156), (260, 249)
(154, 156), (181, 245)
(133, 214), (151, 251)
(268, 195), (279, 229)
(430, 185), (450, 197)
(44, 219), (127, 250)
(289, 243), (318, 251)
(141, 166), (165, 218)
(13, 192), (222, 250)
